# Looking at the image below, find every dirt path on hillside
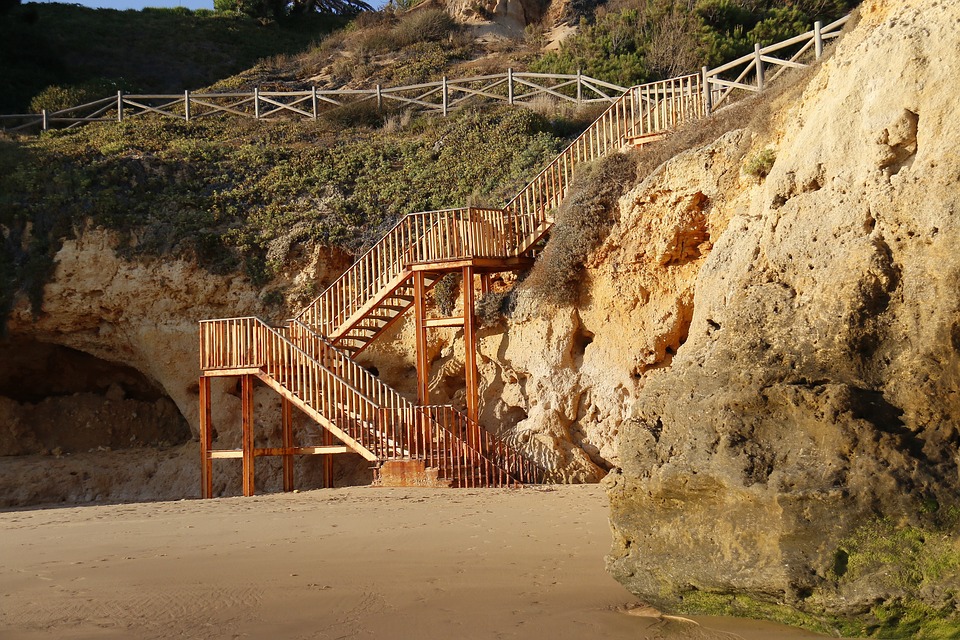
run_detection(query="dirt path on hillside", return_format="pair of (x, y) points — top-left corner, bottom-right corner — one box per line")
(0, 485), (834, 639)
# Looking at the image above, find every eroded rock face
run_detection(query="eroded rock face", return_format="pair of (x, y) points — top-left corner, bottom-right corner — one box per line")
(1, 229), (360, 503)
(607, 0), (960, 622)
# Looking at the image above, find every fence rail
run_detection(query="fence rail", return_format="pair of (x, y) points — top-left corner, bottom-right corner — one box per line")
(703, 15), (850, 110)
(1, 16), (848, 134)
(0, 71), (626, 133)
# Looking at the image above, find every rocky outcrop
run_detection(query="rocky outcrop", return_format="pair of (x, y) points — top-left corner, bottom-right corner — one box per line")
(440, 0), (579, 40)
(0, 229), (359, 505)
(604, 0), (960, 631)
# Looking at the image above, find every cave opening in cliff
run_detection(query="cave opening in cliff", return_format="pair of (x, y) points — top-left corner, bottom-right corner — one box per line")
(0, 339), (192, 456)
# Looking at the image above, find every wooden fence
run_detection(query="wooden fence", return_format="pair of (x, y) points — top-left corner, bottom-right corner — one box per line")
(0, 15), (850, 134)
(703, 15), (850, 111)
(0, 71), (626, 133)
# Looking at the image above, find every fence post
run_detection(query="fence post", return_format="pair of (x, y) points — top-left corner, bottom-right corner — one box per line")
(42, 109), (48, 131)
(754, 43), (765, 91)
(184, 90), (191, 122)
(701, 66), (711, 115)
(117, 90), (123, 123)
(442, 76), (448, 116)
(376, 84), (383, 111)
(507, 68), (514, 105)
(311, 86), (318, 120)
(814, 20), (824, 59)
(576, 68), (583, 105)
(254, 87), (260, 120)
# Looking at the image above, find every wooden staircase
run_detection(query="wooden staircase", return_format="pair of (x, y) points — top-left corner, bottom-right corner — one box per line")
(198, 16), (851, 495)
(198, 75), (708, 493)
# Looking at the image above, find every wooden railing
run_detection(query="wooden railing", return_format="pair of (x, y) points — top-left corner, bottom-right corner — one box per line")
(0, 71), (626, 133)
(703, 15), (850, 111)
(506, 73), (704, 224)
(201, 316), (413, 460)
(289, 319), (543, 485)
(199, 316), (540, 486)
(295, 206), (529, 337)
(2, 16), (847, 134)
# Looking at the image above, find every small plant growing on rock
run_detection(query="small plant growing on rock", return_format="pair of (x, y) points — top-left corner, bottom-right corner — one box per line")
(432, 273), (460, 316)
(476, 290), (512, 327)
(744, 148), (776, 179)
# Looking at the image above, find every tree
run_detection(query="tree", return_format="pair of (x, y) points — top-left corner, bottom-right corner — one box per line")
(216, 0), (370, 20)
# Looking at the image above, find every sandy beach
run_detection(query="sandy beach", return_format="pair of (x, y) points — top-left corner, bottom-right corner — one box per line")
(0, 484), (831, 639)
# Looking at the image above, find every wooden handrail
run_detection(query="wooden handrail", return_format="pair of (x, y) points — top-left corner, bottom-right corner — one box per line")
(199, 316), (539, 485)
(290, 319), (543, 484)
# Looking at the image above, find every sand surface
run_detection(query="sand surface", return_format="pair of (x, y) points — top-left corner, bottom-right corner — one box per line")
(0, 484), (833, 639)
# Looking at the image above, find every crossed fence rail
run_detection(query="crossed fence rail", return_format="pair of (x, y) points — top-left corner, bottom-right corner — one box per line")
(1, 15), (849, 134)
(0, 71), (626, 133)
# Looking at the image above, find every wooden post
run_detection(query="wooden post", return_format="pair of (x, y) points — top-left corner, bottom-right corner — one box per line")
(814, 20), (824, 59)
(480, 273), (492, 296)
(754, 43), (765, 91)
(41, 109), (48, 132)
(184, 90), (191, 122)
(199, 376), (213, 499)
(507, 68), (514, 105)
(413, 271), (430, 405)
(376, 84), (383, 111)
(576, 69), (583, 105)
(254, 87), (261, 120)
(442, 76), (448, 117)
(241, 374), (255, 497)
(462, 265), (479, 430)
(117, 91), (123, 123)
(323, 427), (334, 488)
(702, 66), (711, 115)
(281, 396), (294, 492)
(311, 87), (318, 120)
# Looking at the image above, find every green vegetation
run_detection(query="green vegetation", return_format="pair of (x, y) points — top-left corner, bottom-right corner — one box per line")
(744, 147), (776, 178)
(530, 0), (859, 86)
(0, 2), (347, 113)
(825, 517), (960, 639)
(0, 105), (563, 329)
(674, 514), (960, 639)
(432, 273), (461, 316)
(476, 290), (513, 327)
(217, 0), (372, 22)
(677, 591), (835, 634)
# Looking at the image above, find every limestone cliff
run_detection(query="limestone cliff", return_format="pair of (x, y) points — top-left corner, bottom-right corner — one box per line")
(3, 0), (958, 631)
(0, 230), (359, 504)
(597, 0), (960, 632)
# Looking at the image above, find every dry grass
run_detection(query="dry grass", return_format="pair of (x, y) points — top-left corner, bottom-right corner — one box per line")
(525, 151), (639, 306)
(476, 290), (512, 327)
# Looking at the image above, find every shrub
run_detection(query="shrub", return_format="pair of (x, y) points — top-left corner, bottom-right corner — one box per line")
(525, 151), (639, 306)
(744, 148), (776, 179)
(319, 99), (385, 128)
(432, 273), (460, 316)
(393, 7), (455, 47)
(29, 79), (128, 114)
(476, 290), (512, 327)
